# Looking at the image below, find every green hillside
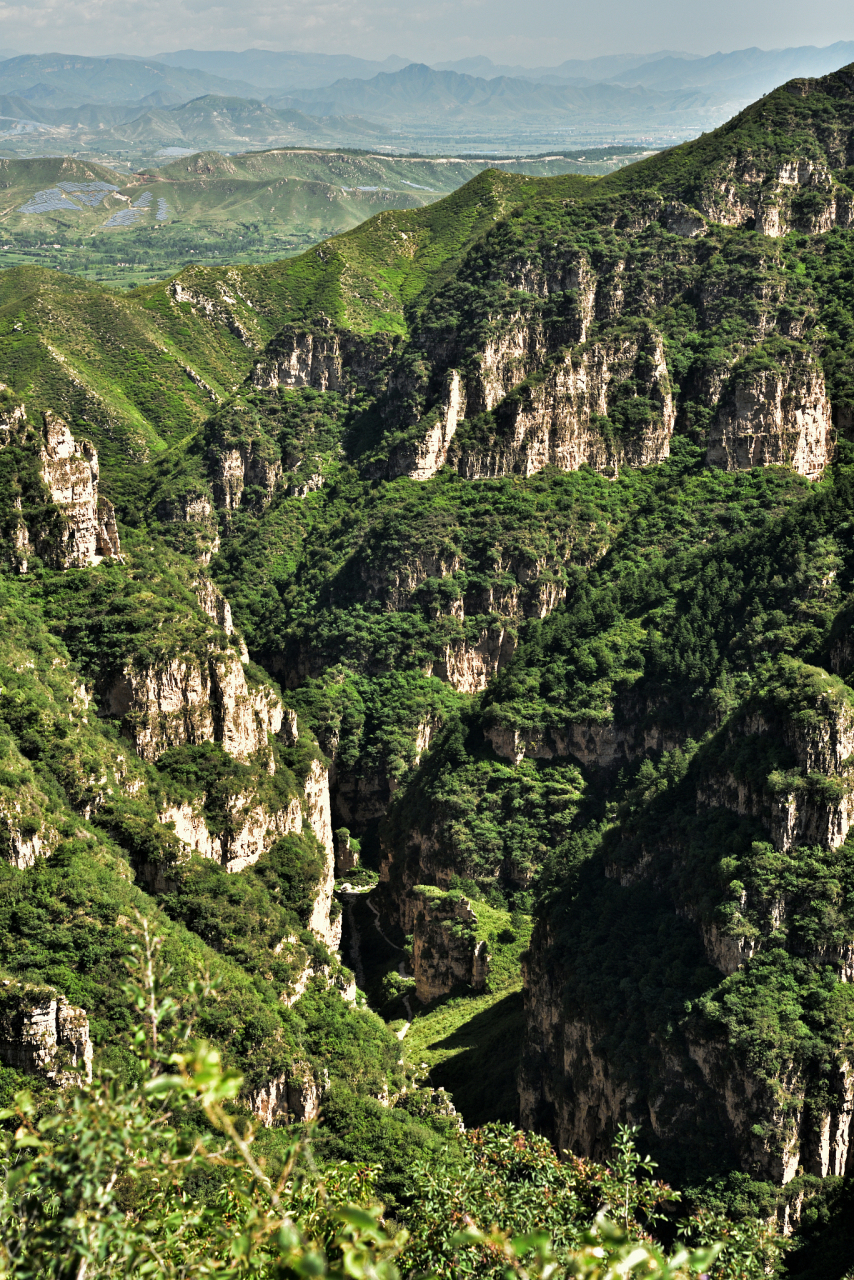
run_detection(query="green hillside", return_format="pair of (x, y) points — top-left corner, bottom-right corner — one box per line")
(0, 146), (648, 287)
(8, 59), (854, 1280)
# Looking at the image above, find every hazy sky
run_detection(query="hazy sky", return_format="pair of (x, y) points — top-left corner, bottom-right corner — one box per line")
(2, 0), (853, 64)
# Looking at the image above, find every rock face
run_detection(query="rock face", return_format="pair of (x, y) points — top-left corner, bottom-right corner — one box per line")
(427, 626), (518, 694)
(452, 331), (675, 482)
(689, 148), (854, 239)
(0, 979), (93, 1084)
(161, 794), (304, 873)
(519, 661), (854, 1184)
(36, 411), (121, 569)
(410, 887), (489, 1003)
(0, 793), (54, 868)
(248, 1060), (327, 1127)
(483, 711), (683, 771)
(157, 706), (340, 947)
(249, 319), (393, 397)
(707, 352), (834, 478)
(193, 576), (249, 660)
(105, 649), (283, 765)
(304, 759), (342, 950)
(334, 828), (360, 876)
(389, 369), (465, 480)
(389, 326), (675, 484)
(520, 928), (854, 1184)
(210, 435), (282, 512)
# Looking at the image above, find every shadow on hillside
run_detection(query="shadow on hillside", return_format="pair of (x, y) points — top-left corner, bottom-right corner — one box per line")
(425, 990), (523, 1128)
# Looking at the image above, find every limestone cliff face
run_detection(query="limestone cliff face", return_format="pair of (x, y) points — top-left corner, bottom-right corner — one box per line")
(105, 649), (282, 765)
(248, 1060), (328, 1127)
(410, 888), (489, 1004)
(451, 331), (675, 482)
(32, 411), (121, 569)
(695, 679), (854, 863)
(520, 926), (854, 1184)
(391, 325), (674, 484)
(388, 370), (466, 480)
(210, 437), (281, 512)
(519, 664), (854, 1185)
(426, 625), (518, 694)
(249, 320), (393, 397)
(193, 576), (249, 660)
(0, 791), (56, 869)
(304, 758), (342, 950)
(693, 149), (854, 239)
(483, 698), (686, 771)
(157, 708), (341, 948)
(707, 353), (834, 478)
(334, 828), (360, 876)
(379, 827), (457, 935)
(0, 978), (93, 1084)
(161, 794), (303, 873)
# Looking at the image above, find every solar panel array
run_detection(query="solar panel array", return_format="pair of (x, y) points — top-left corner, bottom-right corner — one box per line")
(19, 188), (76, 214)
(19, 181), (120, 215)
(156, 198), (170, 221)
(103, 208), (143, 228)
(59, 181), (120, 207)
(132, 192), (153, 209)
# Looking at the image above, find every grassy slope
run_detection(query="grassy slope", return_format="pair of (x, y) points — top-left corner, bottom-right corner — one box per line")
(0, 169), (596, 463)
(594, 63), (854, 204)
(0, 147), (640, 289)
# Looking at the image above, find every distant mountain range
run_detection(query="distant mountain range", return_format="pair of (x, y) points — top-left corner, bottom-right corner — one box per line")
(274, 63), (718, 130)
(0, 92), (391, 151)
(1, 42), (854, 153)
(0, 54), (259, 107)
(152, 50), (412, 91)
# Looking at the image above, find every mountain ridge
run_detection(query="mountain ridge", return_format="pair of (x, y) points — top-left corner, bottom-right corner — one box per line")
(7, 55), (854, 1274)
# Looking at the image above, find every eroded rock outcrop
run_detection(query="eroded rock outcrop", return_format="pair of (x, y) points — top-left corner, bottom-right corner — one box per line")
(410, 887), (489, 1003)
(210, 436), (282, 512)
(520, 927), (854, 1184)
(707, 351), (833, 478)
(389, 370), (465, 481)
(105, 649), (282, 765)
(161, 794), (303, 873)
(0, 978), (93, 1084)
(32, 411), (121, 569)
(426, 626), (518, 694)
(392, 326), (675, 484)
(249, 319), (393, 397)
(452, 330), (675, 481)
(248, 1060), (327, 1127)
(519, 660), (854, 1185)
(305, 758), (342, 950)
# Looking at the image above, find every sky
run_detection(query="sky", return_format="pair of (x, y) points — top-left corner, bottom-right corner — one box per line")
(1, 0), (853, 64)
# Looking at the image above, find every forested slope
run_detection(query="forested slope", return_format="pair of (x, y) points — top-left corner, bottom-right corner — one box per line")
(6, 58), (854, 1279)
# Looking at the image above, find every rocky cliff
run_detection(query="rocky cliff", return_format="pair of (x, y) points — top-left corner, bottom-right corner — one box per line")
(304, 757), (342, 950)
(409, 887), (489, 1004)
(248, 1060), (328, 1127)
(249, 319), (393, 398)
(519, 659), (854, 1185)
(160, 793), (304, 873)
(519, 925), (854, 1183)
(0, 978), (93, 1084)
(707, 349), (834, 478)
(0, 406), (122, 572)
(105, 647), (282, 766)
